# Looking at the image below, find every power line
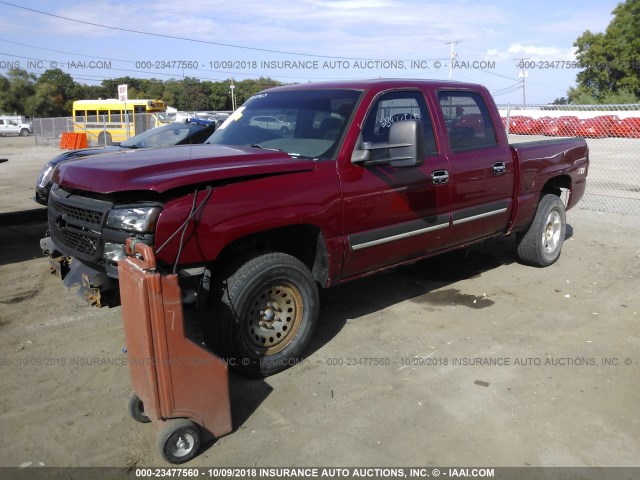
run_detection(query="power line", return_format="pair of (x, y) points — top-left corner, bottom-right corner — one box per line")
(0, 1), (443, 62)
(492, 82), (523, 96)
(0, 38), (336, 81)
(0, 37), (131, 63)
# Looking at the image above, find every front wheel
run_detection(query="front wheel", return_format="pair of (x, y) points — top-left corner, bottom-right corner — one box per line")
(204, 252), (319, 377)
(19, 128), (30, 136)
(516, 194), (566, 267)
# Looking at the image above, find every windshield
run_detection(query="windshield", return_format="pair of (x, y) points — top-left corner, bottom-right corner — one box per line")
(207, 89), (361, 159)
(119, 121), (211, 148)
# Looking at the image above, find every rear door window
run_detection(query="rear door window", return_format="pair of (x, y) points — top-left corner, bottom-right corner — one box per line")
(437, 91), (497, 151)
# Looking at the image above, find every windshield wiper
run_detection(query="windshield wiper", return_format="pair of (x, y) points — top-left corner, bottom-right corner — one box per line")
(251, 144), (283, 152)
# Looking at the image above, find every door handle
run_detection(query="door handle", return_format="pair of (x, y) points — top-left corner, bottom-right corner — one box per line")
(492, 162), (507, 175)
(431, 169), (449, 185)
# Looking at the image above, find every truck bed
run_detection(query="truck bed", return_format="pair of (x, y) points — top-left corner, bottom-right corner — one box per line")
(509, 137), (589, 232)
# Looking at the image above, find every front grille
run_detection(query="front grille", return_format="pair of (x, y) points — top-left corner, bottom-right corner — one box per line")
(48, 187), (112, 263)
(50, 198), (103, 226)
(54, 227), (100, 256)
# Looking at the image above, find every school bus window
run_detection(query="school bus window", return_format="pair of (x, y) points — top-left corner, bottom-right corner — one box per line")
(98, 110), (108, 122)
(87, 110), (97, 123)
(109, 110), (122, 123)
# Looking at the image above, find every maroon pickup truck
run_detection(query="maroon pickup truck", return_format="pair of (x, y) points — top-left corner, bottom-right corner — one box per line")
(42, 79), (588, 376)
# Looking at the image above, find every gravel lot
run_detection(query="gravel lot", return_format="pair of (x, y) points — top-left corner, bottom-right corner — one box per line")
(0, 136), (639, 469)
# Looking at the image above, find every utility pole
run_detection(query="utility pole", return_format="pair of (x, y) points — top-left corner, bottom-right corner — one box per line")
(229, 81), (236, 111)
(445, 41), (460, 80)
(515, 58), (529, 107)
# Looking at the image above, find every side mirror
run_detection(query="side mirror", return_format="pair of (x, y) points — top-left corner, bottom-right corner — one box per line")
(387, 119), (425, 167)
(351, 119), (425, 167)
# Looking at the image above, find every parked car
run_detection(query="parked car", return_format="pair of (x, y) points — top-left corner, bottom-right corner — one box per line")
(608, 117), (640, 138)
(0, 118), (31, 136)
(508, 115), (542, 135)
(530, 116), (554, 135)
(542, 116), (580, 137)
(34, 118), (217, 205)
(576, 117), (610, 138)
(597, 115), (621, 132)
(248, 115), (293, 135)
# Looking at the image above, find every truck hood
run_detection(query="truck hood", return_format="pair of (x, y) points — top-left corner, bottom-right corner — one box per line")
(53, 144), (316, 194)
(50, 145), (122, 166)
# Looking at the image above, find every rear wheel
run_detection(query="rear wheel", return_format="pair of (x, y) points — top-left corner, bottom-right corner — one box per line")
(98, 132), (112, 146)
(516, 194), (566, 267)
(204, 252), (319, 377)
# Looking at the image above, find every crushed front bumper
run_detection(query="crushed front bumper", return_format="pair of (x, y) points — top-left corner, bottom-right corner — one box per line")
(40, 236), (119, 307)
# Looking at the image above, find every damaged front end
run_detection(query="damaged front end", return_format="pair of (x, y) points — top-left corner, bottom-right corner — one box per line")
(41, 185), (160, 307)
(41, 234), (119, 308)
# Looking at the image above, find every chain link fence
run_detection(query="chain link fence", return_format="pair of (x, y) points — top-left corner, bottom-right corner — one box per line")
(31, 111), (227, 147)
(498, 104), (640, 215)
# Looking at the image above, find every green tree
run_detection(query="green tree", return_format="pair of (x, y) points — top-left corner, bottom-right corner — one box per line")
(101, 77), (147, 98)
(0, 68), (36, 115)
(140, 79), (165, 100)
(209, 81), (233, 110)
(569, 0), (640, 103)
(31, 68), (78, 116)
(175, 77), (212, 111)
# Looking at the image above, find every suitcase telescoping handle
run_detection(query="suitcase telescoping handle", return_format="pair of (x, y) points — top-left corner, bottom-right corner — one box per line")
(125, 238), (157, 270)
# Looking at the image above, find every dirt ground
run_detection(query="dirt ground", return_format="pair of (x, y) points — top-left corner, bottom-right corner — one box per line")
(0, 137), (639, 469)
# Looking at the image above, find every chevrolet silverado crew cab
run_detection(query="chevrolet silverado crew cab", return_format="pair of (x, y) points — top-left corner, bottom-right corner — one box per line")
(42, 79), (589, 377)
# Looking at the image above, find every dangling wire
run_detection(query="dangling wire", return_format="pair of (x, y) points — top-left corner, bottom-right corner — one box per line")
(154, 186), (214, 275)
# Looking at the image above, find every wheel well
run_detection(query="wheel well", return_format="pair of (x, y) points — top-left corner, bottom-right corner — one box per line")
(216, 225), (329, 286)
(541, 175), (571, 203)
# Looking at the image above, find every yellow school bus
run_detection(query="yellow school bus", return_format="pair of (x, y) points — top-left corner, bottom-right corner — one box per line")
(72, 99), (166, 145)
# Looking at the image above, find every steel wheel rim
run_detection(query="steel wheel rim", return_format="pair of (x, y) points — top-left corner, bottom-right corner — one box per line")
(169, 432), (195, 458)
(542, 210), (562, 253)
(247, 281), (303, 355)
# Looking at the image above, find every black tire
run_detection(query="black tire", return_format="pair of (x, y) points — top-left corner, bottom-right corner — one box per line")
(280, 126), (289, 135)
(516, 194), (566, 267)
(126, 391), (151, 423)
(19, 128), (29, 136)
(204, 251), (319, 378)
(158, 419), (201, 464)
(98, 132), (112, 146)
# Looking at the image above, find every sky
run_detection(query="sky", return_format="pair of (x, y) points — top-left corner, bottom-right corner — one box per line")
(0, 0), (621, 106)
